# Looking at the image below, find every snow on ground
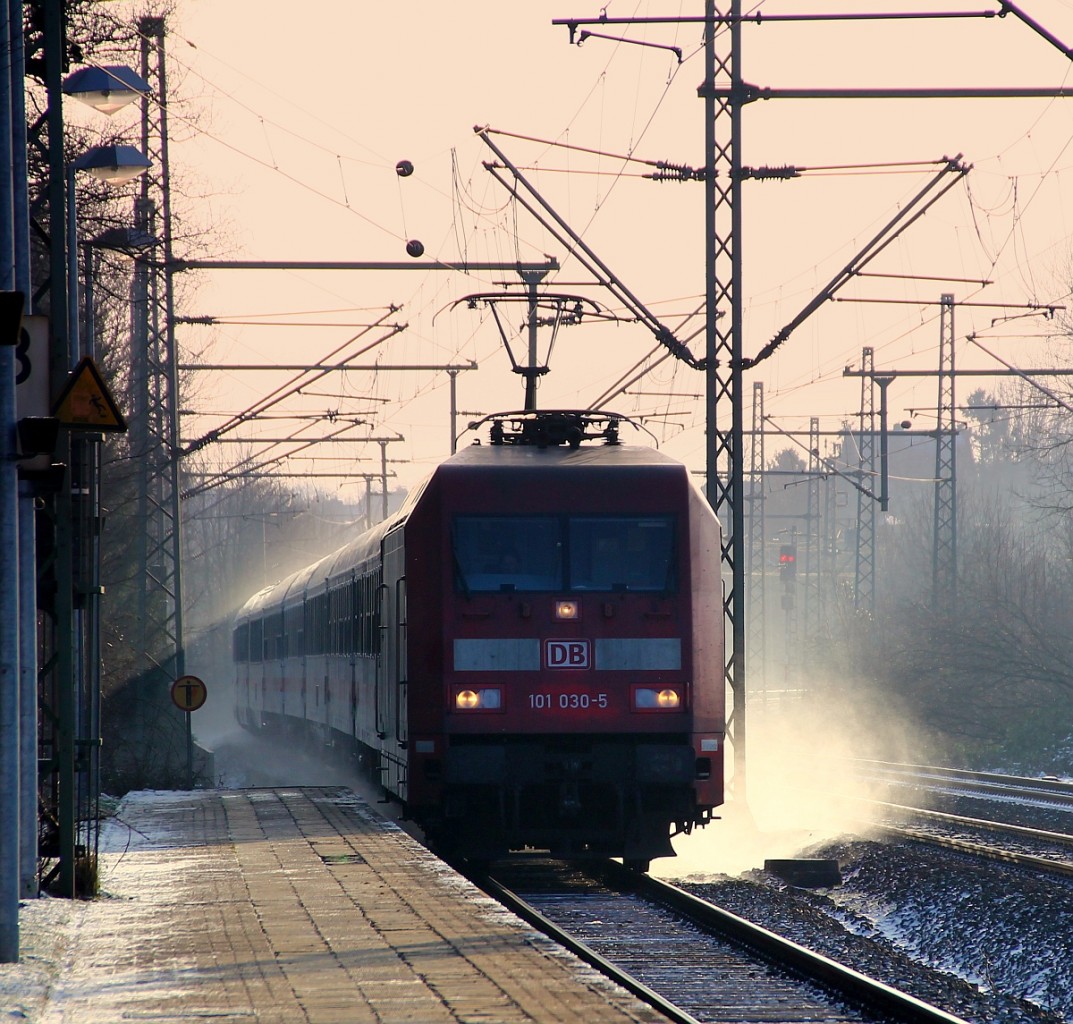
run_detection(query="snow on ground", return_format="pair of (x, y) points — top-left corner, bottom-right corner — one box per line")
(0, 896), (76, 1022)
(6, 728), (1073, 1023)
(816, 839), (1073, 1020)
(0, 730), (393, 1023)
(0, 795), (186, 1023)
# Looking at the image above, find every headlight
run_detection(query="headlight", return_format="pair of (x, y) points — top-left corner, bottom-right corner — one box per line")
(632, 686), (682, 710)
(555, 600), (580, 620)
(454, 687), (502, 710)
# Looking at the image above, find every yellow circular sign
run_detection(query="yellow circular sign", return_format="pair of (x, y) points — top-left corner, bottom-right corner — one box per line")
(171, 675), (207, 713)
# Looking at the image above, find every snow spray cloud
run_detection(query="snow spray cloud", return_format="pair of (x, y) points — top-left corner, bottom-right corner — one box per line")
(652, 680), (926, 880)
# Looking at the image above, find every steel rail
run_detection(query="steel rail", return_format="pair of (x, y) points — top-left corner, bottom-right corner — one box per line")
(616, 865), (973, 1024)
(836, 760), (1073, 876)
(849, 759), (1073, 804)
(867, 801), (1073, 848)
(869, 822), (1073, 880)
(475, 872), (704, 1024)
(480, 859), (971, 1024)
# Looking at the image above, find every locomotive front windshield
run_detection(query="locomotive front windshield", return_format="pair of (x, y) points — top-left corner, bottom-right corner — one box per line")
(453, 515), (676, 593)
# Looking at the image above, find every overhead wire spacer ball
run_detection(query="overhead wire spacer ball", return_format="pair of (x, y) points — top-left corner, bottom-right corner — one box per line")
(397, 160), (419, 256)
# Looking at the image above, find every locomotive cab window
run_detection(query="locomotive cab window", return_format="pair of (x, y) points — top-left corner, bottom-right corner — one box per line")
(454, 517), (562, 592)
(569, 517), (676, 592)
(453, 515), (676, 593)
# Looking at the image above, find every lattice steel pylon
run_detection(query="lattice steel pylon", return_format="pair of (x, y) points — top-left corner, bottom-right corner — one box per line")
(746, 382), (766, 693)
(132, 15), (184, 681)
(854, 347), (877, 612)
(803, 417), (822, 642)
(821, 459), (838, 611)
(932, 294), (957, 607)
(699, 0), (747, 796)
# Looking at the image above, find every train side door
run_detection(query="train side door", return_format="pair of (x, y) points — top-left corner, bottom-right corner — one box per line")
(377, 525), (408, 797)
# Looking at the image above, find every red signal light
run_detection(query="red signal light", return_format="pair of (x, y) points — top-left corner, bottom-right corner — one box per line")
(779, 544), (797, 580)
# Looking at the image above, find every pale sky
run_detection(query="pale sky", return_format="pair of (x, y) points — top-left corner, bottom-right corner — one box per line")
(87, 1), (1073, 493)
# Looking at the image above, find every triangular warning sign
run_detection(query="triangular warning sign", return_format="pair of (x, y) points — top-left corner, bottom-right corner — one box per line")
(52, 357), (127, 432)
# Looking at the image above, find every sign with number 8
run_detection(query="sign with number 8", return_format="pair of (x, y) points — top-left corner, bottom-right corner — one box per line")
(15, 315), (50, 420)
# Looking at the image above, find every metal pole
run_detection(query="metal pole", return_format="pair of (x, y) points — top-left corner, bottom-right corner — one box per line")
(703, 0), (718, 519)
(448, 370), (458, 454)
(82, 246), (93, 358)
(185, 712), (193, 789)
(0, 0), (12, 274)
(67, 199), (95, 884)
(854, 347), (877, 613)
(44, 0), (77, 899)
(804, 417), (821, 640)
(137, 20), (187, 708)
(156, 28), (185, 685)
(88, 435), (102, 861)
(54, 438), (76, 900)
(17, 478), (36, 900)
(877, 377), (894, 512)
(10, 0), (27, 291)
(747, 382), (767, 694)
(0, 0), (20, 950)
(0, 341), (17, 963)
(81, 253), (102, 870)
(12, 0), (35, 907)
(379, 441), (388, 520)
(131, 201), (151, 668)
(523, 271), (540, 411)
(728, 0), (747, 803)
(932, 295), (957, 609)
(704, 0), (747, 798)
(66, 168), (80, 365)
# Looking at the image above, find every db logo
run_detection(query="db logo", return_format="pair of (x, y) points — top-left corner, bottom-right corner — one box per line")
(545, 639), (590, 669)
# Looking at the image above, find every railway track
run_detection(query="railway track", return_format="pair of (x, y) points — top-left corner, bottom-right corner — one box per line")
(868, 815), (1073, 878)
(850, 760), (1073, 815)
(844, 760), (1073, 877)
(474, 858), (970, 1024)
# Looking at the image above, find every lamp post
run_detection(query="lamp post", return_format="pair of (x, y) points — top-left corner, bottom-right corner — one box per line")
(66, 146), (152, 363)
(78, 225), (157, 859)
(45, 64), (149, 896)
(65, 157), (150, 895)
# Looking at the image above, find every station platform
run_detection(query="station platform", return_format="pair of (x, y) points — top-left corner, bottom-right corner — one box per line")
(24, 787), (668, 1024)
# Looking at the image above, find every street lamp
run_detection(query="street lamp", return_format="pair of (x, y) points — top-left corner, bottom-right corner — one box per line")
(62, 65), (149, 116)
(72, 144), (152, 185)
(67, 145), (152, 362)
(81, 226), (159, 359)
(88, 225), (157, 251)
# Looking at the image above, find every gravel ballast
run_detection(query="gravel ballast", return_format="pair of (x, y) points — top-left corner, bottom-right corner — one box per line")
(683, 837), (1072, 1024)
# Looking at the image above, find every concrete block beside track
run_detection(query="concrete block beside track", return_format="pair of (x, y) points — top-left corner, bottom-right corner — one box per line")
(24, 787), (667, 1024)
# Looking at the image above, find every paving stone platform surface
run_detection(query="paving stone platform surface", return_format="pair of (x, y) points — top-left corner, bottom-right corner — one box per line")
(27, 788), (668, 1024)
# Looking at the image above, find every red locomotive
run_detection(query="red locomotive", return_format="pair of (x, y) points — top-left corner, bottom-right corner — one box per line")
(233, 410), (724, 868)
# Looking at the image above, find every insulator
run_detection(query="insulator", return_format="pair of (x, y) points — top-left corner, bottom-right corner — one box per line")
(741, 165), (799, 180)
